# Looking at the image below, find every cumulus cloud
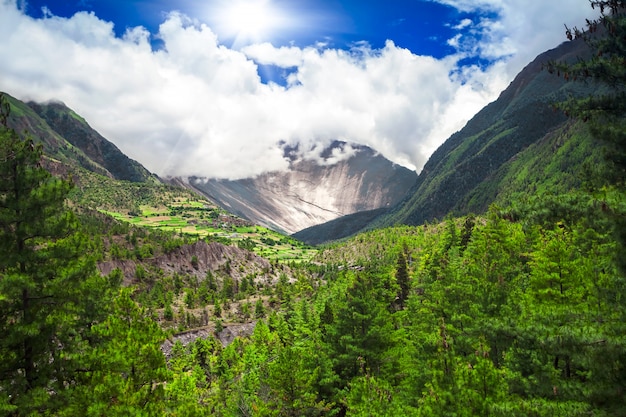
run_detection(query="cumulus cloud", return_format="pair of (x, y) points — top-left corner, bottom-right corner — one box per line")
(0, 0), (596, 179)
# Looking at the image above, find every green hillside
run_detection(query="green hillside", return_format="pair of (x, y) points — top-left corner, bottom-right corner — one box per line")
(3, 119), (624, 413)
(463, 120), (607, 212)
(27, 100), (155, 183)
(1, 92), (314, 264)
(293, 37), (607, 245)
(4, 93), (155, 182)
(293, 121), (605, 245)
(377, 37), (599, 228)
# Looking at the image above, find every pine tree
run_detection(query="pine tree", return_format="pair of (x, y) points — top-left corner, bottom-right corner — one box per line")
(325, 272), (396, 382)
(395, 251), (410, 310)
(0, 93), (108, 414)
(254, 298), (266, 318)
(64, 288), (170, 416)
(540, 5), (626, 411)
(265, 346), (328, 416)
(545, 0), (626, 172)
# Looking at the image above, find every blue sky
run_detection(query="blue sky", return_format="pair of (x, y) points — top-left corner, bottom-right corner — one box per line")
(0, 0), (596, 179)
(24, 0), (464, 56)
(21, 0), (479, 85)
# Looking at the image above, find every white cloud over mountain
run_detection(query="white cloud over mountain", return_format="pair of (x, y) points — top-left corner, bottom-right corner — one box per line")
(0, 0), (595, 179)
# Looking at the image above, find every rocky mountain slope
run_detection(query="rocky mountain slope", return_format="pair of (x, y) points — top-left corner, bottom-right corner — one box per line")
(4, 92), (416, 237)
(98, 240), (275, 286)
(184, 142), (417, 235)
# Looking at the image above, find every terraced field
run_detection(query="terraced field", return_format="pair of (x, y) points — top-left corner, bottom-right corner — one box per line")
(101, 198), (317, 263)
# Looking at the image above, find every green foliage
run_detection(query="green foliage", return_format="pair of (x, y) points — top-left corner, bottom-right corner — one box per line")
(395, 251), (410, 309)
(543, 0), (626, 277)
(263, 345), (329, 416)
(164, 302), (174, 321)
(254, 298), (266, 318)
(2, 123), (622, 414)
(0, 100), (176, 415)
(323, 270), (397, 382)
(0, 108), (111, 415)
(303, 185), (623, 415)
(545, 0), (626, 175)
(64, 289), (170, 416)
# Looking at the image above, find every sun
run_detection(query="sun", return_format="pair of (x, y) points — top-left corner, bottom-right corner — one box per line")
(211, 0), (291, 46)
(225, 1), (277, 37)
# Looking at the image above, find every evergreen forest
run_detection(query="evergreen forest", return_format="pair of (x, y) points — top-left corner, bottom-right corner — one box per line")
(1, 1), (625, 416)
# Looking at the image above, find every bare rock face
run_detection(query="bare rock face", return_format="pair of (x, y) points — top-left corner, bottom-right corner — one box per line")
(186, 142), (417, 235)
(161, 322), (257, 357)
(98, 241), (275, 286)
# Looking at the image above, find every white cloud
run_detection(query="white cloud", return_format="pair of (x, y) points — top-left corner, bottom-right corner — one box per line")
(0, 0), (598, 180)
(447, 33), (463, 48)
(432, 0), (597, 75)
(242, 43), (304, 68)
(452, 18), (473, 30)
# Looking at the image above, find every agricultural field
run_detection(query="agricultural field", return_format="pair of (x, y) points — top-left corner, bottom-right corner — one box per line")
(101, 198), (317, 263)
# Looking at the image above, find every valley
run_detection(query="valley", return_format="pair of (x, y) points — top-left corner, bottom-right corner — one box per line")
(1, 3), (625, 415)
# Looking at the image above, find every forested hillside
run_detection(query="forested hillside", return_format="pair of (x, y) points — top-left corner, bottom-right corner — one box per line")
(197, 197), (625, 416)
(376, 36), (595, 228)
(2, 113), (623, 414)
(0, 1), (625, 416)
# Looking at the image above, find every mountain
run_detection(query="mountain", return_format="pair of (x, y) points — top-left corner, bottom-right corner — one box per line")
(297, 37), (604, 244)
(379, 38), (598, 227)
(3, 92), (415, 240)
(292, 207), (389, 246)
(2, 36), (601, 246)
(183, 141), (417, 235)
(4, 93), (155, 183)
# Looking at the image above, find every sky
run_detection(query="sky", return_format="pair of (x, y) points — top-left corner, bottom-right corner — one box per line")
(0, 0), (597, 179)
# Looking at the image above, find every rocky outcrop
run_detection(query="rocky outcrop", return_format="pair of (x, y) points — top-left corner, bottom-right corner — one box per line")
(161, 321), (257, 357)
(98, 240), (274, 286)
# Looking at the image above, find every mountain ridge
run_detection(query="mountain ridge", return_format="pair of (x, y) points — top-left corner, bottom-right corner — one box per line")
(2, 91), (416, 239)
(295, 37), (603, 244)
(1, 36), (603, 245)
(4, 93), (155, 183)
(27, 100), (155, 183)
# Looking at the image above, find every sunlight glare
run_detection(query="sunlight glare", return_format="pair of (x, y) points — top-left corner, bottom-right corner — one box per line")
(213, 0), (290, 46)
